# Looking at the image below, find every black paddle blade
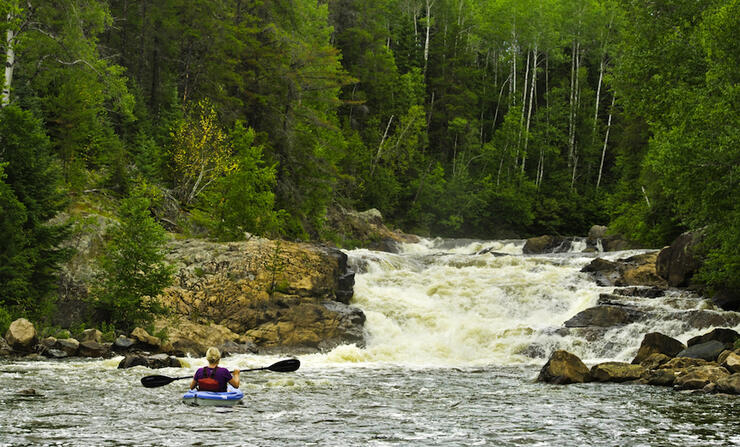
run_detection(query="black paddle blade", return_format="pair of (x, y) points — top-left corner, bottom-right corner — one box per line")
(267, 358), (300, 373)
(140, 374), (191, 388)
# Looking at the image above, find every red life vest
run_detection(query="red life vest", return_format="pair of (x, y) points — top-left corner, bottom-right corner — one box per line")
(197, 367), (220, 391)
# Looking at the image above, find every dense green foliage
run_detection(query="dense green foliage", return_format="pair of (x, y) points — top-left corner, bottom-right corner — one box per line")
(93, 194), (174, 331)
(1, 0), (737, 328)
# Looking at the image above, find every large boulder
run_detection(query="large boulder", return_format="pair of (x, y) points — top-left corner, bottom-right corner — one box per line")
(659, 357), (708, 370)
(581, 252), (666, 287)
(537, 350), (590, 384)
(656, 231), (703, 287)
(564, 305), (643, 328)
(677, 340), (727, 362)
(639, 353), (672, 370)
(325, 207), (418, 252)
(590, 362), (646, 383)
(55, 338), (80, 356)
(641, 369), (677, 387)
(112, 335), (136, 352)
(153, 317), (246, 357)
(715, 373), (740, 394)
(5, 318), (38, 352)
(631, 332), (686, 364)
(674, 365), (730, 391)
(78, 328), (103, 344)
(687, 328), (739, 348)
(130, 327), (162, 351)
(77, 341), (111, 358)
(523, 236), (573, 254)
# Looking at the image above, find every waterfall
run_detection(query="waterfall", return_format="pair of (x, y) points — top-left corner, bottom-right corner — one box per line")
(319, 238), (740, 367)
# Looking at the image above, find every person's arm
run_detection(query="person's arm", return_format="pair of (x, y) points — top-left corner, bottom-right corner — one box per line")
(228, 369), (240, 388)
(190, 368), (200, 389)
(190, 378), (197, 390)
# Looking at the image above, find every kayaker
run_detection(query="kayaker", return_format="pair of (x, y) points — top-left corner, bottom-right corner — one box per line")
(190, 347), (240, 392)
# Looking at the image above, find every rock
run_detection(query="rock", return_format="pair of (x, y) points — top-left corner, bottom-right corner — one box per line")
(639, 353), (672, 370)
(18, 388), (39, 396)
(55, 338), (79, 356)
(43, 349), (69, 359)
(117, 353), (181, 369)
(631, 333), (686, 364)
(5, 319), (38, 352)
(590, 362), (646, 383)
(720, 351), (740, 373)
(613, 287), (665, 298)
(588, 225), (608, 240)
(77, 341), (111, 358)
(564, 305), (643, 328)
(536, 350), (590, 384)
(641, 369), (676, 386)
(673, 310), (740, 331)
(130, 327), (162, 350)
(581, 253), (665, 287)
(659, 357), (709, 370)
(687, 328), (739, 348)
(219, 340), (258, 356)
(153, 317), (242, 357)
(78, 328), (103, 344)
(581, 258), (622, 286)
(159, 238), (365, 352)
(523, 236), (573, 254)
(677, 340), (727, 361)
(619, 252), (666, 287)
(715, 373), (740, 394)
(711, 288), (740, 312)
(674, 365), (730, 390)
(325, 207), (418, 250)
(112, 335), (136, 352)
(656, 231), (704, 287)
(0, 337), (12, 356)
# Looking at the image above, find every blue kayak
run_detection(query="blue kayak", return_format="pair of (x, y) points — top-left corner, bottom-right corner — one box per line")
(182, 385), (244, 406)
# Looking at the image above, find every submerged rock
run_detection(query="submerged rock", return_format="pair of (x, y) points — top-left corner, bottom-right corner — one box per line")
(564, 305), (643, 328)
(715, 373), (740, 394)
(674, 365), (730, 391)
(118, 353), (181, 369)
(537, 350), (590, 384)
(590, 362), (646, 383)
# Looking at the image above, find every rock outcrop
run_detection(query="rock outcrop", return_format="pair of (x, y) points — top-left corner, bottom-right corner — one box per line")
(590, 362), (645, 383)
(158, 238), (365, 353)
(325, 207), (419, 252)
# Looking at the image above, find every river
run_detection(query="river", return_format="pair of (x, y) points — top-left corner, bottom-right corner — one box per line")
(2, 238), (739, 446)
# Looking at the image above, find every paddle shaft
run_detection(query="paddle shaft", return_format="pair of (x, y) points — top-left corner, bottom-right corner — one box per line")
(140, 358), (300, 388)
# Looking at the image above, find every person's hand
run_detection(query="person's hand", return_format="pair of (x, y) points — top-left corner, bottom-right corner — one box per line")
(233, 368), (240, 376)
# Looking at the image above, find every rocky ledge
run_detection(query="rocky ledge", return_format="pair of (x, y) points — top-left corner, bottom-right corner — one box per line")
(155, 237), (364, 355)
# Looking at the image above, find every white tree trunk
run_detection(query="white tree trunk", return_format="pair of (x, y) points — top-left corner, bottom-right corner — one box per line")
(2, 15), (16, 108)
(596, 93), (616, 190)
(522, 46), (538, 174)
(423, 0), (434, 77)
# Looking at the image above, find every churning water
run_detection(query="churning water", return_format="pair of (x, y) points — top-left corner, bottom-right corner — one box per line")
(2, 239), (739, 446)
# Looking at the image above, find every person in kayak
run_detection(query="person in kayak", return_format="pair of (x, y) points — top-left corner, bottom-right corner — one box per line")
(190, 347), (240, 392)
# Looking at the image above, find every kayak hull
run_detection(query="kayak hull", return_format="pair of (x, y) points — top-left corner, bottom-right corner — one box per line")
(182, 385), (244, 407)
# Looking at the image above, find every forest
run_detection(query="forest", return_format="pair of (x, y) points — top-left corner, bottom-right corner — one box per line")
(0, 0), (738, 331)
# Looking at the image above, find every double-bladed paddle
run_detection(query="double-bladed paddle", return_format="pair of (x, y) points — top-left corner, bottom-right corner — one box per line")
(140, 358), (301, 388)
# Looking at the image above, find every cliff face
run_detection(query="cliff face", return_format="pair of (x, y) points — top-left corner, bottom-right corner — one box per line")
(158, 238), (364, 353)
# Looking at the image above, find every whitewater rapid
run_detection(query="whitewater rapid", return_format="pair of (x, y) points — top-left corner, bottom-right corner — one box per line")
(303, 238), (738, 368)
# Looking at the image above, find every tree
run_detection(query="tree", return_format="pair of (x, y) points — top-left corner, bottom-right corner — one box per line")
(95, 193), (173, 331)
(0, 105), (70, 319)
(169, 99), (234, 206)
